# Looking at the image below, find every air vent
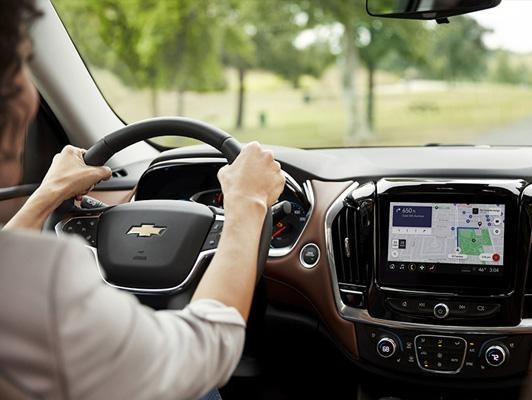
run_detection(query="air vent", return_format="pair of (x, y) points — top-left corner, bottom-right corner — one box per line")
(525, 263), (532, 318)
(332, 206), (366, 286)
(112, 168), (128, 178)
(332, 202), (374, 308)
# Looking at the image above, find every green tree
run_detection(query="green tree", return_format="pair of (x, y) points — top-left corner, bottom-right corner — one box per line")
(55, 0), (170, 115)
(220, 2), (257, 130)
(426, 16), (490, 81)
(55, 0), (229, 117)
(222, 1), (332, 130)
(157, 0), (228, 116)
(296, 0), (370, 143)
(492, 51), (530, 85)
(357, 19), (428, 130)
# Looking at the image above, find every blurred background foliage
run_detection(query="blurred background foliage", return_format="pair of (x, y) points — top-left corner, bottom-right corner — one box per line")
(53, 0), (532, 147)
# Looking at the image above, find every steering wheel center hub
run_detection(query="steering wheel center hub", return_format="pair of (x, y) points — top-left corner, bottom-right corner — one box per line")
(97, 200), (214, 290)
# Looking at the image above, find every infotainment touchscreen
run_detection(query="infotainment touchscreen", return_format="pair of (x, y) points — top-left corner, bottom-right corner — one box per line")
(387, 202), (505, 269)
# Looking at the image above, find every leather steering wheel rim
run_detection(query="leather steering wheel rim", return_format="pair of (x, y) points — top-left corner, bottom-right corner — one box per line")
(84, 117), (243, 166)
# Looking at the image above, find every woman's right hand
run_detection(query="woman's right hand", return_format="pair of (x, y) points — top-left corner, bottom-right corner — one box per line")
(217, 142), (285, 219)
(39, 145), (112, 207)
(193, 142), (285, 320)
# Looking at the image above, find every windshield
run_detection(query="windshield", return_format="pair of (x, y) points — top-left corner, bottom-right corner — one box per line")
(53, 0), (532, 148)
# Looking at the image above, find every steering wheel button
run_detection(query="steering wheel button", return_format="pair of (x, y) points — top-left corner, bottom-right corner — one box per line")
(211, 221), (223, 233)
(202, 232), (221, 251)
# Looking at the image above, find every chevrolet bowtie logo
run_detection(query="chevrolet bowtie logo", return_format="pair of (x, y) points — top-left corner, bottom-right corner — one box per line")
(126, 224), (167, 238)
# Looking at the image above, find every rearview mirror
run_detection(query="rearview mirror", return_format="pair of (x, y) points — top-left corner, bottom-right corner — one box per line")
(366, 0), (501, 21)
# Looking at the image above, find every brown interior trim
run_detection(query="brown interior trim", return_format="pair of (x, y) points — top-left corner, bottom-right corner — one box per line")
(264, 180), (359, 358)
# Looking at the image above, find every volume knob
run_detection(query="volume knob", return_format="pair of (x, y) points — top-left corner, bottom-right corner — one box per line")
(433, 303), (450, 319)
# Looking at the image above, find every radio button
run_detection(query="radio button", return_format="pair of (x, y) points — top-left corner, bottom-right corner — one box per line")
(450, 302), (469, 314)
(387, 298), (412, 312)
(415, 300), (434, 313)
(433, 303), (450, 319)
(386, 298), (435, 315)
(469, 303), (500, 318)
(386, 298), (416, 314)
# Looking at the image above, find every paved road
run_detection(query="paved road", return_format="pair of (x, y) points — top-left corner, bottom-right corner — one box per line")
(474, 116), (532, 146)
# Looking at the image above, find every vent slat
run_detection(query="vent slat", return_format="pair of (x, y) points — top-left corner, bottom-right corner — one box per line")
(335, 210), (346, 281)
(332, 206), (369, 287)
(344, 208), (353, 283)
(526, 252), (532, 294)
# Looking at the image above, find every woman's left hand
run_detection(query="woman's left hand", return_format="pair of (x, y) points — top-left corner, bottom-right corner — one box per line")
(39, 145), (112, 205)
(4, 145), (111, 231)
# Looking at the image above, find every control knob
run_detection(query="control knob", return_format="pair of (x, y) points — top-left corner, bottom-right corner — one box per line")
(376, 337), (397, 359)
(433, 303), (450, 319)
(484, 343), (509, 367)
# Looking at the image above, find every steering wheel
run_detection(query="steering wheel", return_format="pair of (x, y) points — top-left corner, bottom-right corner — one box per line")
(50, 117), (272, 296)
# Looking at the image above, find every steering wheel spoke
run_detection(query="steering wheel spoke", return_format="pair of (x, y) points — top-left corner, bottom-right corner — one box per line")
(55, 207), (109, 248)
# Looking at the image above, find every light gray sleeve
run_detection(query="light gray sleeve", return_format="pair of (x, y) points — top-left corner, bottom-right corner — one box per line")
(51, 240), (246, 400)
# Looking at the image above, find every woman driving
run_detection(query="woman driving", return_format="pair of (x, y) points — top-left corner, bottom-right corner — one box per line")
(0, 1), (285, 399)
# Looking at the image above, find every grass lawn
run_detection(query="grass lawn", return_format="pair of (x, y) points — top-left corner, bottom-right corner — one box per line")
(92, 67), (532, 148)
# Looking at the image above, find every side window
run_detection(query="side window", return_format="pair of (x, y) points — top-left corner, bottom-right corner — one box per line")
(22, 98), (68, 184)
(0, 97), (68, 223)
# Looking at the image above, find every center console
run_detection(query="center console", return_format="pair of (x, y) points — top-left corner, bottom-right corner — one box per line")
(326, 178), (532, 381)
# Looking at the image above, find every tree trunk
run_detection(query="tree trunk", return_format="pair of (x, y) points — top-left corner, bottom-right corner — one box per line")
(235, 67), (246, 130)
(367, 63), (375, 132)
(150, 87), (159, 117)
(177, 89), (186, 116)
(340, 21), (368, 144)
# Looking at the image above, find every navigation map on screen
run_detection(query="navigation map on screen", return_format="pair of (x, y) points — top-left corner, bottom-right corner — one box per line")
(387, 202), (505, 266)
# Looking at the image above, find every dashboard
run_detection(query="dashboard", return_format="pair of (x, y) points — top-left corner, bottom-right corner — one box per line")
(94, 145), (532, 388)
(134, 159), (313, 257)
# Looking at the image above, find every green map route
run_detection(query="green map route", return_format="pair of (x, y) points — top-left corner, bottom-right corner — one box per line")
(457, 228), (492, 256)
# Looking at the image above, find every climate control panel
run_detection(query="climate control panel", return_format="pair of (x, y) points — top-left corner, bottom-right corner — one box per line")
(356, 323), (531, 378)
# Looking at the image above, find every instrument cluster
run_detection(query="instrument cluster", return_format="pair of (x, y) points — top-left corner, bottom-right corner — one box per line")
(135, 161), (312, 256)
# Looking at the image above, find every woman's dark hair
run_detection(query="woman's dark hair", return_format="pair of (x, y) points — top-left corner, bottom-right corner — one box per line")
(0, 0), (42, 132)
